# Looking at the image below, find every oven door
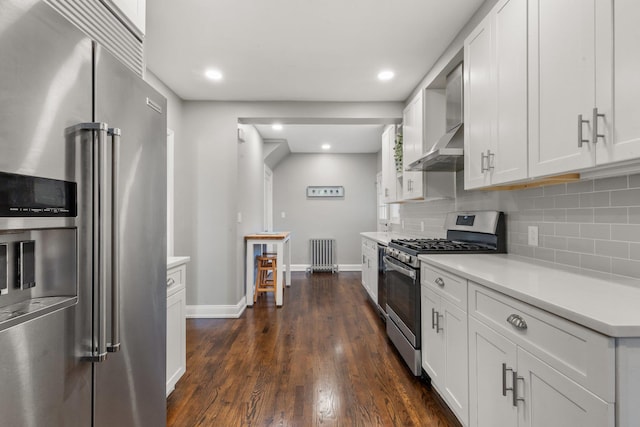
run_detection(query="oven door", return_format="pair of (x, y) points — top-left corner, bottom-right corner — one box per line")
(384, 255), (420, 348)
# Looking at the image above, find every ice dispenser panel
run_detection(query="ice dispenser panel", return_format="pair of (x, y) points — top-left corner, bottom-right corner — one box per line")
(17, 240), (35, 289)
(0, 229), (76, 331)
(0, 244), (7, 294)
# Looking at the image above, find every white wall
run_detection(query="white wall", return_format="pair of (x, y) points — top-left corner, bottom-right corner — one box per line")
(145, 70), (183, 136)
(272, 153), (378, 267)
(175, 101), (402, 308)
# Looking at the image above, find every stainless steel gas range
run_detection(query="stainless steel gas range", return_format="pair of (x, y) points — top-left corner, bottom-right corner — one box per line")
(384, 211), (506, 375)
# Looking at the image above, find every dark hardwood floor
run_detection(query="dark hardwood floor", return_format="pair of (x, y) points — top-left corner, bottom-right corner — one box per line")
(167, 272), (460, 427)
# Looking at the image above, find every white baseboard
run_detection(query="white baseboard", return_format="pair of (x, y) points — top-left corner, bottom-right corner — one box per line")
(290, 264), (362, 272)
(186, 296), (247, 319)
(339, 264), (362, 272)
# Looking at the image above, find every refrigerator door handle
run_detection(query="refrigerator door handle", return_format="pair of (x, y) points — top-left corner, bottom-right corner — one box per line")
(107, 127), (121, 353)
(75, 122), (110, 362)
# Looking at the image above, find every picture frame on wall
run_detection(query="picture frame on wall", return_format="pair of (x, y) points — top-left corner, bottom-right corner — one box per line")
(306, 186), (344, 198)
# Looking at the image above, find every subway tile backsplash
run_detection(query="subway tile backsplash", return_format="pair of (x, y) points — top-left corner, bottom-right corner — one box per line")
(390, 171), (640, 280)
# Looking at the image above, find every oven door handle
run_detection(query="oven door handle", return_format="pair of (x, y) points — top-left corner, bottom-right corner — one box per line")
(384, 256), (416, 281)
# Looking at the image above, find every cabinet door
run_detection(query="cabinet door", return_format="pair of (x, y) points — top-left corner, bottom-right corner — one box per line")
(368, 246), (378, 302)
(421, 286), (444, 383)
(464, 13), (493, 190)
(516, 348), (614, 427)
(492, 0), (528, 184)
(528, 0), (596, 177)
(361, 243), (368, 290)
(381, 125), (398, 203)
(403, 92), (425, 200)
(596, 0), (640, 165)
(469, 317), (518, 427)
(166, 287), (186, 396)
(441, 299), (469, 425)
(108, 0), (146, 35)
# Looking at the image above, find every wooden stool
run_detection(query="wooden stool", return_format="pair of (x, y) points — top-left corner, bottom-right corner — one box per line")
(254, 255), (277, 303)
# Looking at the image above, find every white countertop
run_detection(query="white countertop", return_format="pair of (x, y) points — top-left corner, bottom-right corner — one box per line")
(360, 232), (411, 245)
(167, 256), (191, 269)
(418, 253), (640, 338)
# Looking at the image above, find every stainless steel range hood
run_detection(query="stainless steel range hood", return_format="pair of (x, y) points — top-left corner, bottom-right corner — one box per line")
(406, 63), (464, 172)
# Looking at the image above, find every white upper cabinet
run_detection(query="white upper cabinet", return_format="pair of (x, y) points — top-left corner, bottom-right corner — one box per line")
(528, 0), (597, 177)
(595, 0), (640, 166)
(381, 125), (399, 203)
(464, 14), (494, 189)
(107, 0), (146, 36)
(464, 0), (528, 190)
(402, 91), (425, 200)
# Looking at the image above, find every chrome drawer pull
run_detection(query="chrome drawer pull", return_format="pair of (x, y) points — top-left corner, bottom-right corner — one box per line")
(578, 114), (590, 147)
(507, 314), (527, 330)
(513, 372), (525, 406)
(502, 363), (514, 396)
(592, 107), (605, 144)
(435, 311), (443, 333)
(435, 277), (445, 287)
(167, 277), (176, 286)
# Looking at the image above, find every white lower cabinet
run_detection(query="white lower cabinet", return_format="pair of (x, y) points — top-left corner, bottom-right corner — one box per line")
(166, 263), (187, 397)
(361, 238), (378, 302)
(421, 265), (468, 425)
(468, 283), (614, 427)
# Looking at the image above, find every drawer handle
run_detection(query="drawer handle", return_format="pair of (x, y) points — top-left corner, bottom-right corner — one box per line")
(167, 277), (176, 286)
(502, 363), (513, 396)
(435, 277), (445, 287)
(506, 314), (527, 330)
(512, 372), (525, 407)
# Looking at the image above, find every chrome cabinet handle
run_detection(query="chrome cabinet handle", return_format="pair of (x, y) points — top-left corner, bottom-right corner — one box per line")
(578, 114), (590, 147)
(507, 314), (528, 330)
(435, 311), (443, 333)
(480, 152), (488, 172)
(167, 277), (176, 286)
(435, 277), (445, 287)
(592, 107), (605, 144)
(431, 307), (436, 329)
(107, 127), (121, 353)
(502, 363), (514, 397)
(487, 150), (495, 171)
(512, 372), (525, 406)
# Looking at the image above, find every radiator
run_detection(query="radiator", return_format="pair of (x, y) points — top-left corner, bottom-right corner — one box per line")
(308, 238), (338, 273)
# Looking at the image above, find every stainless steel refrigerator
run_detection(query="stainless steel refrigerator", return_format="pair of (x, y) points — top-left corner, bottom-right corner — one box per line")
(0, 1), (167, 426)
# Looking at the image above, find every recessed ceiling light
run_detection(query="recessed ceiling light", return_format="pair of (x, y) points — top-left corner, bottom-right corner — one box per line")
(272, 123), (283, 131)
(321, 144), (331, 150)
(205, 69), (223, 81)
(377, 70), (395, 81)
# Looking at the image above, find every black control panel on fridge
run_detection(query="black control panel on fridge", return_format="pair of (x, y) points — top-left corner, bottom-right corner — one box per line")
(0, 172), (76, 217)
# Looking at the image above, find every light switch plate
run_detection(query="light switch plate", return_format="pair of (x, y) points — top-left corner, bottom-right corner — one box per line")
(528, 226), (539, 247)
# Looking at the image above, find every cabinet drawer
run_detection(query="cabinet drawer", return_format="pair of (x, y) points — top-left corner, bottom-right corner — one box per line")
(167, 265), (185, 291)
(421, 263), (467, 311)
(469, 282), (615, 402)
(362, 237), (377, 250)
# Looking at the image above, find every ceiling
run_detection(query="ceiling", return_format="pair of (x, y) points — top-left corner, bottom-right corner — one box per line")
(255, 124), (385, 153)
(145, 0), (484, 102)
(145, 0), (484, 153)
